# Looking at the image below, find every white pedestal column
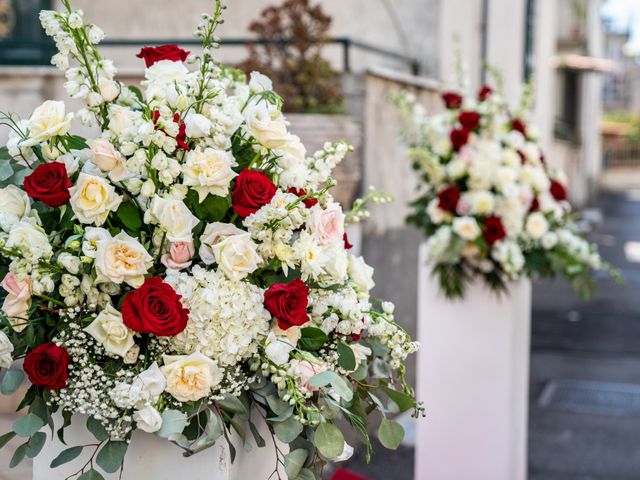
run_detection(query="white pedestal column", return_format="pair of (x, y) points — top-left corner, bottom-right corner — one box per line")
(415, 244), (532, 480)
(33, 414), (283, 480)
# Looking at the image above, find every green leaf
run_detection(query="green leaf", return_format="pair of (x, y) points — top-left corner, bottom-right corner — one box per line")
(217, 395), (248, 416)
(1, 369), (25, 395)
(248, 420), (266, 448)
(314, 422), (344, 459)
(0, 161), (13, 182)
(0, 431), (16, 448)
(116, 202), (142, 232)
(156, 410), (188, 439)
(62, 135), (89, 151)
(381, 386), (415, 413)
(78, 468), (105, 480)
(298, 327), (328, 351)
(273, 415), (303, 443)
(9, 441), (27, 468)
(377, 419), (404, 450)
(96, 441), (128, 474)
(296, 469), (317, 480)
(128, 86), (143, 102)
(13, 413), (44, 437)
(266, 395), (291, 416)
(86, 417), (109, 442)
(308, 371), (353, 402)
(51, 445), (84, 468)
(284, 448), (308, 479)
(337, 342), (356, 371)
(25, 431), (47, 458)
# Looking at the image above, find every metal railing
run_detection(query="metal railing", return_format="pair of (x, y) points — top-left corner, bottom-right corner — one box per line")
(604, 141), (640, 168)
(0, 37), (421, 74)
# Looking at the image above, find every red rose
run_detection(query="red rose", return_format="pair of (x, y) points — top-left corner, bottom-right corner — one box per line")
(550, 180), (567, 202)
(24, 343), (69, 391)
(23, 162), (72, 207)
(458, 111), (481, 131)
(437, 185), (461, 213)
(442, 91), (463, 109)
(511, 118), (527, 136)
(478, 85), (493, 101)
(264, 278), (310, 330)
(343, 232), (353, 250)
(530, 197), (540, 212)
(517, 150), (527, 165)
(122, 277), (189, 337)
(232, 170), (277, 217)
(172, 113), (190, 151)
(331, 468), (367, 480)
(483, 216), (507, 245)
(288, 187), (318, 208)
(450, 127), (470, 151)
(136, 44), (190, 67)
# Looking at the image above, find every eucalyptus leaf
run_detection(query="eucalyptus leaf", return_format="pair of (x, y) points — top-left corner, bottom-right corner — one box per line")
(314, 422), (344, 459)
(381, 386), (415, 413)
(1, 369), (25, 395)
(13, 413), (44, 437)
(156, 409), (188, 439)
(284, 448), (308, 479)
(337, 342), (356, 371)
(308, 371), (353, 402)
(248, 420), (266, 448)
(86, 417), (109, 442)
(0, 431), (16, 449)
(96, 441), (128, 474)
(9, 441), (27, 468)
(377, 418), (404, 450)
(217, 395), (248, 416)
(50, 445), (84, 468)
(296, 468), (317, 480)
(0, 161), (13, 182)
(78, 468), (105, 480)
(25, 431), (47, 458)
(273, 415), (303, 443)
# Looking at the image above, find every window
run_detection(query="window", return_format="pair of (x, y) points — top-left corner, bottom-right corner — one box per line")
(0, 0), (54, 66)
(554, 69), (581, 143)
(523, 0), (536, 81)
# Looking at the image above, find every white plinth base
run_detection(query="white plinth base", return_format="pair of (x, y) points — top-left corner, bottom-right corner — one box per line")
(415, 245), (532, 480)
(33, 414), (283, 480)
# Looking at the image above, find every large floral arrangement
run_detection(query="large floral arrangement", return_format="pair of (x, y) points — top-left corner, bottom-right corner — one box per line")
(0, 2), (420, 478)
(394, 81), (614, 299)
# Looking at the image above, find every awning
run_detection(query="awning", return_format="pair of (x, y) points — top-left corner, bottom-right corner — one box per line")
(551, 54), (615, 73)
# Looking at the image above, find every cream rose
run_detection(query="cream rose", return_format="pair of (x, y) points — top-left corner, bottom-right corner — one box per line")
(88, 139), (128, 181)
(95, 231), (153, 288)
(21, 100), (73, 147)
(453, 216), (481, 241)
(211, 231), (261, 281)
(307, 203), (345, 246)
(182, 148), (237, 201)
(1, 273), (31, 332)
(0, 331), (13, 369)
(149, 196), (199, 243)
(84, 303), (136, 357)
(0, 185), (31, 232)
(199, 222), (246, 264)
(161, 352), (223, 402)
(70, 173), (123, 226)
(243, 100), (288, 149)
(526, 212), (549, 240)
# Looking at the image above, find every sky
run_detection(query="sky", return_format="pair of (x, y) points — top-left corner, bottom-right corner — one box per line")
(601, 0), (640, 55)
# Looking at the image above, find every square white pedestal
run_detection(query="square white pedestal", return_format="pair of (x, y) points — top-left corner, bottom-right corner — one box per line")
(415, 244), (532, 480)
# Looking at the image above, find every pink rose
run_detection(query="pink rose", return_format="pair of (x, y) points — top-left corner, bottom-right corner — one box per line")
(307, 203), (345, 246)
(292, 359), (327, 392)
(1, 273), (32, 332)
(161, 241), (195, 270)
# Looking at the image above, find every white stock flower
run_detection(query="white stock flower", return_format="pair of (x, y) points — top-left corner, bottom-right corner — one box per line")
(21, 100), (73, 147)
(525, 212), (549, 240)
(6, 221), (52, 261)
(84, 304), (135, 357)
(249, 71), (273, 92)
(57, 252), (82, 274)
(149, 196), (199, 243)
(184, 113), (212, 138)
(133, 405), (163, 433)
(182, 148), (237, 201)
(94, 231), (153, 288)
(70, 173), (123, 226)
(98, 78), (119, 102)
(82, 227), (111, 258)
(0, 186), (32, 232)
(0, 332), (13, 368)
(161, 352), (223, 402)
(243, 100), (288, 149)
(348, 255), (375, 292)
(88, 139), (127, 181)
(350, 344), (372, 370)
(453, 216), (481, 241)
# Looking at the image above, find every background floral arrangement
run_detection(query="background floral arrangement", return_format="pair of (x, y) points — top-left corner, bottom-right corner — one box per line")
(394, 78), (616, 299)
(0, 2), (420, 479)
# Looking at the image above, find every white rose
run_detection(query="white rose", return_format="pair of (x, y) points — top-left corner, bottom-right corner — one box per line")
(0, 185), (31, 232)
(243, 100), (288, 149)
(249, 71), (273, 92)
(526, 212), (549, 240)
(541, 232), (558, 250)
(108, 105), (134, 135)
(452, 216), (481, 241)
(123, 344), (140, 364)
(199, 223), (261, 281)
(82, 227), (111, 258)
(184, 113), (212, 138)
(348, 255), (375, 292)
(21, 100), (73, 147)
(182, 148), (237, 201)
(133, 405), (163, 433)
(95, 231), (153, 287)
(145, 60), (189, 83)
(70, 173), (123, 226)
(6, 221), (52, 261)
(199, 222), (243, 264)
(161, 352), (223, 402)
(98, 78), (120, 102)
(321, 247), (349, 283)
(468, 191), (495, 216)
(84, 304), (136, 357)
(88, 139), (128, 181)
(307, 203), (345, 246)
(149, 196), (199, 243)
(264, 331), (296, 365)
(0, 331), (14, 368)
(134, 362), (167, 399)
